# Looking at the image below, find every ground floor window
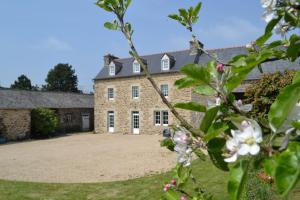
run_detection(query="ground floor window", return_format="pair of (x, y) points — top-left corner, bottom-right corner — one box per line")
(153, 111), (168, 126)
(154, 111), (161, 125)
(107, 111), (114, 133)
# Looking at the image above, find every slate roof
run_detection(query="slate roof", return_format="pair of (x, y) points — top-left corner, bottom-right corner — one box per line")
(94, 46), (300, 80)
(0, 89), (94, 109)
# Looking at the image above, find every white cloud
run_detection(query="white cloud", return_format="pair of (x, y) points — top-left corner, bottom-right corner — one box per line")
(30, 37), (72, 51)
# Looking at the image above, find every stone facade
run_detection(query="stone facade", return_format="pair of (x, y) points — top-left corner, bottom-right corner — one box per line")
(94, 73), (193, 135)
(0, 109), (31, 140)
(56, 108), (94, 133)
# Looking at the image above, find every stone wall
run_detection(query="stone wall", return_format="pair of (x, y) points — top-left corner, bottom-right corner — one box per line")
(94, 73), (193, 135)
(0, 109), (31, 140)
(56, 108), (94, 133)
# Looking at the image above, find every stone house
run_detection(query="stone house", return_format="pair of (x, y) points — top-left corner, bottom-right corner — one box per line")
(0, 88), (94, 141)
(94, 42), (300, 135)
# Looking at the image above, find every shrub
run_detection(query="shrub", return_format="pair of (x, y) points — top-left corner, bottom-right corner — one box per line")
(244, 70), (296, 122)
(31, 108), (58, 138)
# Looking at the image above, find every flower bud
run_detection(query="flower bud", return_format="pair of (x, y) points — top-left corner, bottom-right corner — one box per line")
(180, 196), (187, 200)
(170, 179), (177, 185)
(216, 63), (224, 73)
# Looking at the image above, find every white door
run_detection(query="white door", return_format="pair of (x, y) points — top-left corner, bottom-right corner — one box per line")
(132, 111), (140, 134)
(82, 114), (90, 131)
(108, 111), (115, 133)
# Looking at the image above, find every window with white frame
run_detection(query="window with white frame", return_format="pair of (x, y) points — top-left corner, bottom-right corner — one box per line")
(154, 111), (161, 125)
(109, 63), (115, 76)
(161, 55), (170, 71)
(162, 111), (169, 126)
(161, 84), (169, 97)
(108, 88), (114, 100)
(132, 86), (139, 99)
(133, 60), (140, 73)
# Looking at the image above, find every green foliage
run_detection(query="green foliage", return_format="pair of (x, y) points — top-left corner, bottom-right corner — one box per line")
(207, 138), (229, 171)
(174, 102), (206, 113)
(160, 138), (175, 151)
(274, 142), (300, 197)
(204, 122), (229, 142)
(268, 78), (300, 131)
(10, 74), (33, 90)
(31, 108), (58, 138)
(228, 160), (249, 200)
(44, 63), (80, 93)
(200, 106), (219, 133)
(244, 70), (296, 122)
(168, 2), (202, 32)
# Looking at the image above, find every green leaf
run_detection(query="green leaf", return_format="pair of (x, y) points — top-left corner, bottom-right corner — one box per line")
(180, 64), (210, 84)
(256, 32), (273, 46)
(174, 77), (200, 89)
(168, 14), (181, 21)
(162, 190), (180, 200)
(293, 70), (300, 84)
(207, 138), (229, 171)
(292, 121), (300, 130)
(200, 106), (219, 133)
(267, 40), (284, 49)
(160, 138), (175, 151)
(207, 60), (218, 79)
(204, 122), (229, 141)
(265, 16), (282, 34)
(287, 34), (300, 62)
(104, 21), (118, 30)
(194, 85), (216, 96)
(268, 82), (300, 131)
(125, 0), (132, 9)
(193, 2), (202, 17)
(263, 158), (277, 177)
(174, 102), (206, 112)
(228, 160), (249, 200)
(275, 142), (300, 197)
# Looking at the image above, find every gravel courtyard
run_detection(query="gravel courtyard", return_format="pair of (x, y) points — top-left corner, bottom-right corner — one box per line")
(0, 133), (176, 183)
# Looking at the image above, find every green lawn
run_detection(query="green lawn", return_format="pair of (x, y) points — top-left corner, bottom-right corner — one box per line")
(0, 159), (299, 200)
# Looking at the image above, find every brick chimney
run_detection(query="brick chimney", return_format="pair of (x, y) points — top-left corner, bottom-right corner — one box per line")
(189, 40), (204, 55)
(104, 54), (119, 66)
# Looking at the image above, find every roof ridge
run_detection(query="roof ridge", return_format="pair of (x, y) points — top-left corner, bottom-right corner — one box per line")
(114, 45), (246, 60)
(0, 88), (93, 96)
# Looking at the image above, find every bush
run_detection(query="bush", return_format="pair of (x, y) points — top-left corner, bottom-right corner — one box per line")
(31, 108), (58, 138)
(244, 70), (296, 122)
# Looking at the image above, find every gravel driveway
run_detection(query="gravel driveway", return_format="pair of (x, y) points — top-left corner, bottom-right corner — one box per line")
(0, 133), (176, 183)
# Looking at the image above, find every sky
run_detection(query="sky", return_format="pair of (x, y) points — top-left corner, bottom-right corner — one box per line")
(0, 0), (268, 93)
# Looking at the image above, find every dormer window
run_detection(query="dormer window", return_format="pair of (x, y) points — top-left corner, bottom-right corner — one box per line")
(133, 60), (140, 73)
(161, 54), (170, 71)
(109, 62), (115, 76)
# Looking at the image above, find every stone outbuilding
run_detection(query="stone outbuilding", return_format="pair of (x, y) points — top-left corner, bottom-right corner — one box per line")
(0, 88), (94, 141)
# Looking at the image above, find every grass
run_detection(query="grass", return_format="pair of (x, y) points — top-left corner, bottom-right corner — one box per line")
(0, 159), (299, 200)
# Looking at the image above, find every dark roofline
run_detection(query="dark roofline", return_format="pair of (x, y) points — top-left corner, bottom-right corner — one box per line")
(112, 45), (246, 61)
(0, 88), (93, 96)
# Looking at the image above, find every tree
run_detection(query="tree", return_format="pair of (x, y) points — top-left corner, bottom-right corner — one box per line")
(10, 74), (32, 90)
(44, 63), (80, 93)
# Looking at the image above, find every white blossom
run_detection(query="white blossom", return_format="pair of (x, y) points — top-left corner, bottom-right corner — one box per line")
(224, 120), (263, 163)
(261, 0), (277, 23)
(173, 131), (192, 166)
(261, 0), (277, 9)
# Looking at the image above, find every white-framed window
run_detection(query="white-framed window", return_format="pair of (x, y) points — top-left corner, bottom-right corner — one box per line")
(107, 111), (115, 133)
(109, 63), (115, 76)
(132, 111), (140, 134)
(162, 111), (169, 126)
(108, 88), (114, 100)
(154, 111), (161, 126)
(133, 60), (140, 73)
(132, 86), (139, 99)
(161, 54), (170, 71)
(161, 84), (169, 97)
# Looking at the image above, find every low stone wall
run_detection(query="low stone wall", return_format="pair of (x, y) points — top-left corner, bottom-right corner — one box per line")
(0, 109), (31, 141)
